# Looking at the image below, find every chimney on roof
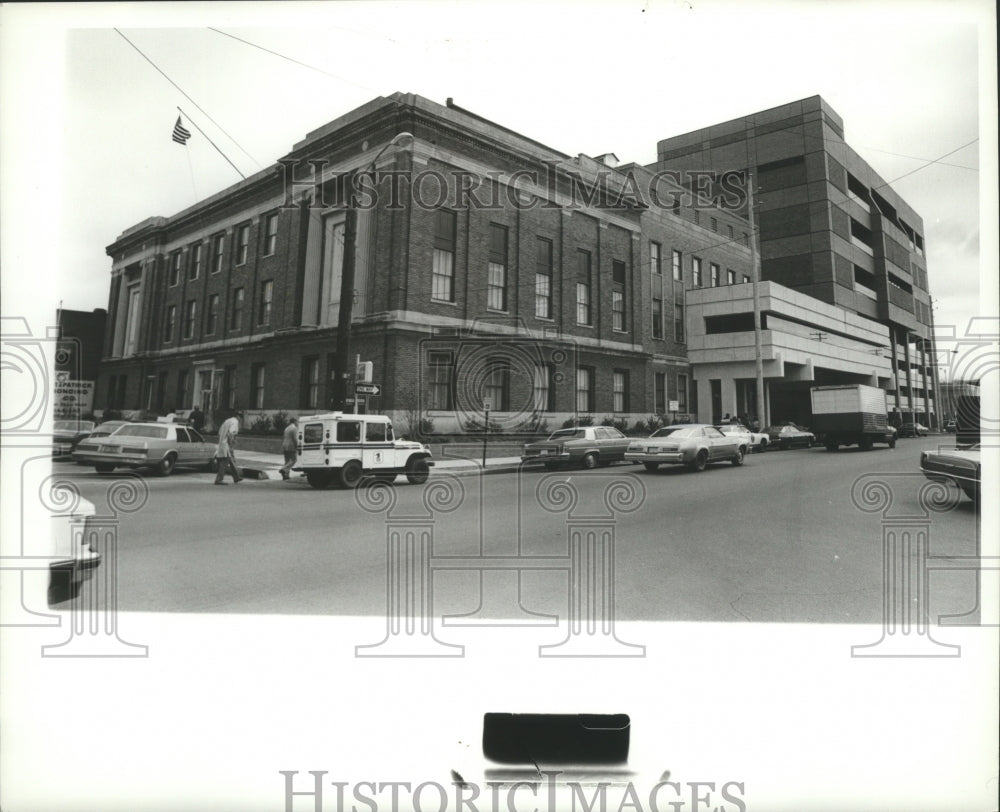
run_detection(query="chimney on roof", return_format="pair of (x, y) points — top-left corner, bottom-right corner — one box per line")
(446, 97), (454, 108)
(595, 153), (620, 168)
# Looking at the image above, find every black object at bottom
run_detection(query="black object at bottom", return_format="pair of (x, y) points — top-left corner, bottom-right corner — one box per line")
(483, 713), (630, 765)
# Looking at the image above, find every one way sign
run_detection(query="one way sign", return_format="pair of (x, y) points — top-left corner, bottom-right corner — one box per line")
(355, 383), (381, 396)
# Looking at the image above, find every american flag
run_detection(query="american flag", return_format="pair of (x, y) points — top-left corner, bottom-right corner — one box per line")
(172, 116), (191, 145)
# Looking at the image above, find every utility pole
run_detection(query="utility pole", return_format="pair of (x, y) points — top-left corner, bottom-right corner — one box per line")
(747, 171), (766, 429)
(331, 132), (413, 412)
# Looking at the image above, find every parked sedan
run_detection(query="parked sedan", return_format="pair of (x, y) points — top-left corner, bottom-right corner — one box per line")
(521, 426), (632, 469)
(920, 445), (980, 501)
(764, 424), (816, 449)
(716, 423), (770, 451)
(47, 488), (101, 605)
(898, 421), (929, 438)
(88, 419), (129, 439)
(625, 423), (746, 472)
(73, 422), (217, 476)
(52, 419), (96, 458)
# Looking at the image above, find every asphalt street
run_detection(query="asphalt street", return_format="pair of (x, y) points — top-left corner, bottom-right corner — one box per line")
(55, 440), (980, 623)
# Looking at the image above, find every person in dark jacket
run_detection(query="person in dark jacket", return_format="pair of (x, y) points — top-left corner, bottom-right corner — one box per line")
(188, 405), (205, 432)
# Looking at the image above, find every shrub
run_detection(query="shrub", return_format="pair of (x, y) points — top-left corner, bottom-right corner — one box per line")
(248, 414), (273, 434)
(271, 411), (291, 434)
(600, 415), (630, 433)
(561, 415), (594, 429)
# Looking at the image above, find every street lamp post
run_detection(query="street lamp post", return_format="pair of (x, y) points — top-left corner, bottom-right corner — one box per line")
(331, 132), (414, 412)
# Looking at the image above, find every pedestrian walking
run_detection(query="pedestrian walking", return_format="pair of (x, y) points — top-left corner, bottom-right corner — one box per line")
(214, 410), (243, 485)
(278, 417), (300, 480)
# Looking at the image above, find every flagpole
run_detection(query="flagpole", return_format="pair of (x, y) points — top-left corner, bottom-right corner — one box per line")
(176, 107), (246, 180)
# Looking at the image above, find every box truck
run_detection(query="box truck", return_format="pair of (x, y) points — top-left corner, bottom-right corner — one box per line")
(809, 385), (896, 451)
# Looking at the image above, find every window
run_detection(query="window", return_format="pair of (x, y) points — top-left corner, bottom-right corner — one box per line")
(728, 225), (734, 240)
(176, 368), (189, 409)
(741, 232), (749, 247)
(693, 257), (703, 287)
(176, 427), (191, 443)
(576, 367), (594, 413)
(654, 372), (666, 414)
(366, 422), (387, 442)
(672, 249), (682, 282)
(221, 365), (236, 409)
(205, 294), (219, 334)
(677, 373), (688, 412)
(710, 263), (720, 287)
(671, 197), (681, 216)
(693, 210), (701, 226)
(710, 216), (718, 233)
(231, 287), (244, 330)
(535, 237), (553, 319)
(250, 363), (265, 409)
(189, 243), (202, 281)
(235, 223), (250, 266)
(533, 364), (555, 412)
(650, 241), (661, 276)
(303, 357), (320, 409)
(743, 274), (751, 284)
(487, 223), (508, 311)
(613, 370), (629, 413)
(432, 209), (456, 302)
(183, 300), (196, 339)
(428, 352), (454, 410)
(484, 359), (509, 411)
(169, 252), (182, 286)
(303, 423), (324, 445)
(576, 250), (592, 325)
(336, 421), (361, 443)
(675, 302), (684, 342)
(157, 371), (169, 411)
(727, 269), (736, 285)
(652, 297), (663, 339)
(211, 234), (225, 273)
(259, 280), (273, 325)
(263, 212), (279, 256)
(612, 259), (627, 332)
(164, 305), (176, 342)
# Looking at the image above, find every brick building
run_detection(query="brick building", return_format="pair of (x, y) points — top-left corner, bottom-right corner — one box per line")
(96, 93), (754, 433)
(654, 95), (940, 426)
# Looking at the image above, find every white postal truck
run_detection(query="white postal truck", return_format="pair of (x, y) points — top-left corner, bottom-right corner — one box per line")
(294, 412), (434, 489)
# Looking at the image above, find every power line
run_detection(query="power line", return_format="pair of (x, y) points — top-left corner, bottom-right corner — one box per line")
(874, 137), (979, 191)
(207, 27), (378, 93)
(113, 28), (262, 173)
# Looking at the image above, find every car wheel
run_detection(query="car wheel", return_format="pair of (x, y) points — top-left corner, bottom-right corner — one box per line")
(580, 452), (598, 470)
(806, 438), (814, 448)
(643, 462), (659, 472)
(888, 437), (896, 449)
(688, 450), (708, 472)
(859, 438), (873, 451)
(825, 441), (838, 452)
(339, 460), (364, 489)
(306, 471), (333, 489)
(94, 463), (116, 473)
(156, 453), (176, 477)
(406, 457), (430, 485)
(731, 447), (745, 466)
(759, 438), (768, 451)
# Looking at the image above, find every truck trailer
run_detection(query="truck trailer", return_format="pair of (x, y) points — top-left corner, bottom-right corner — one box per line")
(809, 385), (896, 451)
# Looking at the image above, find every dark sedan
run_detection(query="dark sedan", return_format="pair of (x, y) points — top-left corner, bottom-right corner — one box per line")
(521, 426), (633, 470)
(52, 419), (96, 458)
(763, 424), (815, 449)
(898, 421), (929, 438)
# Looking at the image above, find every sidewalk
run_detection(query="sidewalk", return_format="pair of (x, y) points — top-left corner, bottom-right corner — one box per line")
(234, 450), (524, 480)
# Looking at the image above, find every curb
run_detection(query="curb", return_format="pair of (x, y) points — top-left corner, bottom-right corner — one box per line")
(239, 462), (527, 481)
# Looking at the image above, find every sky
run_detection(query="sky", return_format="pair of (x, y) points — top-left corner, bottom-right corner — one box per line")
(1, 0), (996, 356)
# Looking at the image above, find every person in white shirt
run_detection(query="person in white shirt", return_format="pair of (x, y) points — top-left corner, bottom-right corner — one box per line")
(214, 411), (243, 485)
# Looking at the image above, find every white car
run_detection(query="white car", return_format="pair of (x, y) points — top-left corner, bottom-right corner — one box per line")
(48, 488), (101, 605)
(625, 423), (746, 472)
(716, 423), (770, 451)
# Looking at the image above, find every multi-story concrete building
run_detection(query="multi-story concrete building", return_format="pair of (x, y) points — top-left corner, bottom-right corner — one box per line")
(654, 95), (939, 426)
(96, 93), (754, 432)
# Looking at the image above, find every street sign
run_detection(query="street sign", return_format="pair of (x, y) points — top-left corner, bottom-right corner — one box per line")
(482, 397), (493, 412)
(355, 383), (381, 396)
